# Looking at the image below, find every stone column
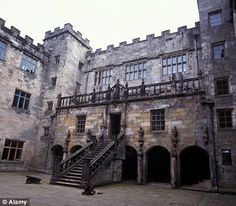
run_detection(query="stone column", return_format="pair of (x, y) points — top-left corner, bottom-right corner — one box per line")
(171, 126), (179, 188)
(63, 130), (70, 160)
(171, 149), (178, 188)
(137, 127), (145, 184)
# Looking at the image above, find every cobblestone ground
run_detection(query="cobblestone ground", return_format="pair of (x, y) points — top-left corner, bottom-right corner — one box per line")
(0, 172), (236, 206)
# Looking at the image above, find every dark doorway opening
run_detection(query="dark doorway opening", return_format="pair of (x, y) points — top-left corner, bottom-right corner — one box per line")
(110, 113), (121, 137)
(70, 145), (82, 154)
(122, 146), (137, 181)
(147, 146), (170, 183)
(51, 144), (63, 161)
(180, 146), (210, 185)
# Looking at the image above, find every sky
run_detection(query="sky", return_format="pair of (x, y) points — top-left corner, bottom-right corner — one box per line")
(0, 0), (199, 50)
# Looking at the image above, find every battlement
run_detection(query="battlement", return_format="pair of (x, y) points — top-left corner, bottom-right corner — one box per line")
(0, 17), (47, 55)
(44, 23), (91, 49)
(87, 22), (200, 57)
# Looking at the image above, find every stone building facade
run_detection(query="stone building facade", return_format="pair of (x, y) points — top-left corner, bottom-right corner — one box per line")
(0, 0), (236, 189)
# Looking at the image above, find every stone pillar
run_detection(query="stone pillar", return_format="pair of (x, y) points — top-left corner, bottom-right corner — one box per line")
(63, 130), (71, 160)
(171, 149), (178, 188)
(171, 126), (179, 188)
(137, 127), (145, 184)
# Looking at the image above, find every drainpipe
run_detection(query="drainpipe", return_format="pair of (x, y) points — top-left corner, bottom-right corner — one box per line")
(201, 98), (218, 192)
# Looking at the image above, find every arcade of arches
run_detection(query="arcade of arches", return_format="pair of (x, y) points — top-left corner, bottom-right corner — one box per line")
(121, 145), (210, 186)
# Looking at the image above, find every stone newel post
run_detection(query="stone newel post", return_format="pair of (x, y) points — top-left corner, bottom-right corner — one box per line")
(138, 127), (145, 184)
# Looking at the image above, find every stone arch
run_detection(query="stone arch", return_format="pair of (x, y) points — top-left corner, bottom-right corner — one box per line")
(69, 145), (82, 154)
(51, 144), (63, 159)
(180, 145), (210, 185)
(122, 145), (137, 181)
(146, 145), (170, 183)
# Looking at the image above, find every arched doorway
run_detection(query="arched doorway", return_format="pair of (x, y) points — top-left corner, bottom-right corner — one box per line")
(180, 146), (210, 185)
(51, 144), (63, 160)
(147, 146), (170, 183)
(70, 145), (82, 154)
(122, 146), (137, 181)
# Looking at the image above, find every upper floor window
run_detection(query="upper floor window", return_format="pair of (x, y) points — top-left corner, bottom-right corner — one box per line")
(209, 10), (222, 27)
(43, 127), (50, 137)
(217, 109), (233, 128)
(95, 69), (112, 86)
(77, 115), (86, 134)
(162, 54), (187, 75)
(55, 55), (60, 64)
(0, 40), (6, 60)
(125, 61), (146, 81)
(12, 89), (31, 110)
(20, 54), (37, 73)
(215, 78), (229, 95)
(1, 139), (24, 161)
(151, 109), (165, 131)
(47, 101), (53, 111)
(212, 43), (224, 59)
(51, 77), (57, 87)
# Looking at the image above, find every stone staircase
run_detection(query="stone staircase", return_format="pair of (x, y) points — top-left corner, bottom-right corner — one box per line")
(50, 129), (125, 188)
(52, 140), (111, 187)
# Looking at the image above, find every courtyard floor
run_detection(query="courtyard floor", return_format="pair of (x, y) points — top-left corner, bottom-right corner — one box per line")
(0, 172), (236, 206)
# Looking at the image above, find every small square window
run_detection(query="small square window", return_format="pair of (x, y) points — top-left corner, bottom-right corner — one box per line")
(43, 127), (50, 137)
(51, 77), (57, 86)
(47, 101), (53, 111)
(222, 149), (232, 165)
(209, 11), (222, 27)
(215, 78), (229, 95)
(55, 55), (60, 64)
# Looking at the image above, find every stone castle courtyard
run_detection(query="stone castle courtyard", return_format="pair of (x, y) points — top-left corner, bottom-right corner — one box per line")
(0, 172), (236, 206)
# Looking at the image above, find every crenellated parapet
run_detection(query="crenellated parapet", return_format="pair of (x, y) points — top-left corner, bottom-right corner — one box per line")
(44, 23), (91, 49)
(0, 17), (49, 60)
(87, 22), (200, 57)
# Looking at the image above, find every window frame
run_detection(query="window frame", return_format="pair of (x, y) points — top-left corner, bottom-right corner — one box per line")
(217, 109), (233, 129)
(12, 89), (31, 110)
(151, 109), (165, 132)
(215, 77), (230, 96)
(212, 42), (225, 60)
(125, 61), (147, 81)
(94, 68), (113, 86)
(209, 10), (222, 27)
(20, 53), (37, 73)
(162, 54), (187, 76)
(0, 40), (7, 60)
(77, 115), (86, 134)
(1, 139), (24, 161)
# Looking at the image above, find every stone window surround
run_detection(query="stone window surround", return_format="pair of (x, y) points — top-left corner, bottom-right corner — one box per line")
(209, 9), (222, 27)
(217, 108), (233, 129)
(51, 76), (57, 87)
(214, 77), (230, 96)
(1, 139), (24, 161)
(77, 115), (86, 134)
(125, 60), (147, 81)
(150, 109), (165, 132)
(54, 55), (60, 64)
(43, 126), (50, 137)
(222, 149), (232, 165)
